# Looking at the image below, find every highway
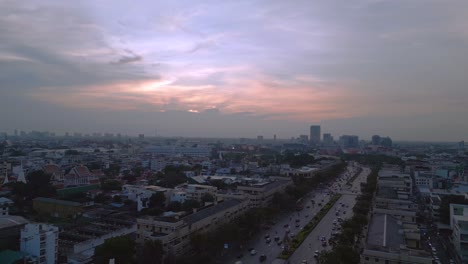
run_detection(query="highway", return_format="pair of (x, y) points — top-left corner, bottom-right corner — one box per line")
(288, 167), (370, 264)
(225, 165), (369, 264)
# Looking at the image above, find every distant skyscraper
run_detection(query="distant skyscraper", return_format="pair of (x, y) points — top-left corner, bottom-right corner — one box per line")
(459, 141), (465, 156)
(298, 135), (309, 144)
(323, 133), (334, 145)
(257, 135), (264, 141)
(371, 135), (381, 145)
(309, 125), (321, 144)
(380, 137), (393, 148)
(14, 129), (18, 137)
(138, 134), (145, 139)
(339, 135), (359, 148)
(273, 134), (277, 141)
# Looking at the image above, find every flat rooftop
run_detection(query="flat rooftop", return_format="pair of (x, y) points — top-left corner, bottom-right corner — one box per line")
(0, 215), (29, 229)
(367, 213), (404, 250)
(184, 199), (243, 225)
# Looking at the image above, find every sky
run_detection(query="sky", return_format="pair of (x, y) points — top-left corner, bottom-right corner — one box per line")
(0, 0), (467, 142)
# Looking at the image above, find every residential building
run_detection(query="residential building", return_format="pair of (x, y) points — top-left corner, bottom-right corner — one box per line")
(450, 204), (468, 263)
(0, 197), (13, 216)
(20, 223), (59, 264)
(175, 184), (218, 203)
(144, 146), (212, 158)
(137, 199), (249, 255)
(122, 185), (172, 211)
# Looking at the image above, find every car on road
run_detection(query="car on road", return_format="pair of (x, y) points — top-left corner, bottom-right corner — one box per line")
(274, 236), (280, 241)
(301, 260), (308, 264)
(259, 255), (267, 262)
(322, 241), (327, 247)
(314, 250), (320, 258)
(250, 249), (257, 256)
(236, 254), (243, 259)
(265, 238), (271, 244)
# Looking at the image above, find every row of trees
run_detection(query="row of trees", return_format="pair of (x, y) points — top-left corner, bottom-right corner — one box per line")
(319, 167), (379, 264)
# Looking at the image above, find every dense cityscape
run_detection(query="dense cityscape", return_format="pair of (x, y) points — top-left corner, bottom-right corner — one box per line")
(2, 1), (468, 264)
(0, 126), (465, 264)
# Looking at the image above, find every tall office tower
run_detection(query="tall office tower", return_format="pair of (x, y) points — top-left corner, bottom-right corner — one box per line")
(309, 125), (321, 144)
(323, 133), (334, 145)
(257, 135), (264, 141)
(371, 135), (381, 145)
(273, 134), (277, 141)
(138, 134), (145, 139)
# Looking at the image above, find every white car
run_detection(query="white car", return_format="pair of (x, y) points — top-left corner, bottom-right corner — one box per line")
(250, 250), (257, 256)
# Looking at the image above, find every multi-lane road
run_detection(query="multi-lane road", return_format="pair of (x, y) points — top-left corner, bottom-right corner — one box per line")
(288, 167), (370, 264)
(226, 165), (370, 264)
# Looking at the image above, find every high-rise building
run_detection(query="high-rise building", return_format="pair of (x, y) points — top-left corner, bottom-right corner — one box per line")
(323, 133), (334, 145)
(21, 223), (58, 264)
(273, 134), (277, 141)
(257, 135), (264, 141)
(459, 141), (465, 156)
(339, 135), (359, 148)
(309, 125), (321, 144)
(138, 134), (145, 139)
(298, 135), (309, 144)
(371, 135), (381, 145)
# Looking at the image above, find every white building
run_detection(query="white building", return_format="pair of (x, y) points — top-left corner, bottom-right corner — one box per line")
(450, 204), (468, 263)
(21, 223), (59, 264)
(0, 197), (13, 215)
(122, 185), (172, 211)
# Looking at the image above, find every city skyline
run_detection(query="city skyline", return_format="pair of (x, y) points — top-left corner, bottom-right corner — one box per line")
(1, 1), (468, 141)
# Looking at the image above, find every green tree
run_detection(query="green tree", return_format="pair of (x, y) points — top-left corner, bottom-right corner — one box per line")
(138, 240), (164, 264)
(201, 193), (215, 204)
(26, 170), (56, 198)
(182, 199), (200, 211)
(149, 192), (166, 208)
(94, 236), (136, 264)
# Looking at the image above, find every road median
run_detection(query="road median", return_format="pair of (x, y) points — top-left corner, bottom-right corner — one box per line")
(278, 194), (342, 259)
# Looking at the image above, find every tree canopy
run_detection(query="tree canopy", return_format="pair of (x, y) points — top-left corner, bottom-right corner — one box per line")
(94, 236), (136, 264)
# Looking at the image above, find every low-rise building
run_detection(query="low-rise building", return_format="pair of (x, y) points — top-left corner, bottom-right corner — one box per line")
(20, 223), (59, 264)
(236, 179), (292, 208)
(450, 204), (468, 263)
(59, 214), (136, 264)
(33, 198), (83, 219)
(122, 185), (172, 211)
(0, 215), (29, 251)
(361, 214), (432, 264)
(137, 199), (249, 255)
(0, 197), (14, 216)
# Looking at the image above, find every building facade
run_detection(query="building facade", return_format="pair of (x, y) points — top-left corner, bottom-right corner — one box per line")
(20, 223), (59, 264)
(309, 125), (321, 144)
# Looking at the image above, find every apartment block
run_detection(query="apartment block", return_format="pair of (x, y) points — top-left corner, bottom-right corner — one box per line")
(20, 223), (59, 264)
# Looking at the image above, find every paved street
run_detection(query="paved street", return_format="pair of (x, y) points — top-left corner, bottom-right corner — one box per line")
(225, 165), (368, 264)
(288, 167), (370, 264)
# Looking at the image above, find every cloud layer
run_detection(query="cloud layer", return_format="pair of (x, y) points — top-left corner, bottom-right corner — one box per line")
(1, 0), (468, 140)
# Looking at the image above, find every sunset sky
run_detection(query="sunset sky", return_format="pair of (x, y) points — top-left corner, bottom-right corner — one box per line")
(1, 0), (468, 141)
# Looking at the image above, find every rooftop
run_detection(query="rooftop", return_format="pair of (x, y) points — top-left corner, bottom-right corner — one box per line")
(33, 197), (82, 207)
(367, 213), (404, 250)
(0, 215), (29, 230)
(184, 199), (243, 225)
